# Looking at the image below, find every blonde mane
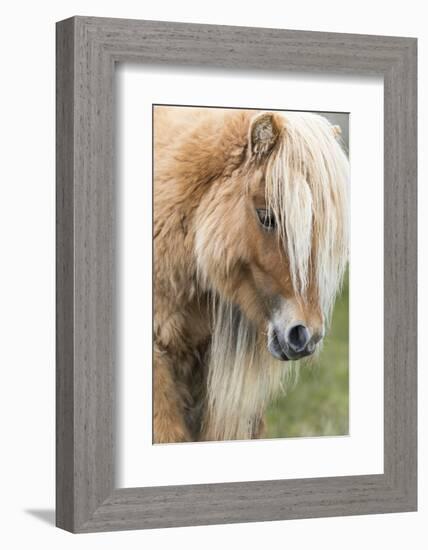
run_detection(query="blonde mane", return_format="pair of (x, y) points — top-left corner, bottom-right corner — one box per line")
(203, 299), (298, 441)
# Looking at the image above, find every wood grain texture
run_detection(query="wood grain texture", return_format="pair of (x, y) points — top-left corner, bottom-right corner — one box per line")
(56, 18), (75, 532)
(56, 16), (417, 533)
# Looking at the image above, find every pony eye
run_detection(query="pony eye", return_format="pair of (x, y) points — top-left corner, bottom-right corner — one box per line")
(256, 208), (276, 231)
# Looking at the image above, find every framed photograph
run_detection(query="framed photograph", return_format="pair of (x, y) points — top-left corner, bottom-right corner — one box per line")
(56, 16), (417, 532)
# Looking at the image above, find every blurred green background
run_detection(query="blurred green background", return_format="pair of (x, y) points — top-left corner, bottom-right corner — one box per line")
(265, 270), (349, 438)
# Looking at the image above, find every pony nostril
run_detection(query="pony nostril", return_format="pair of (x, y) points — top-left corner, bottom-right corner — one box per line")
(287, 324), (310, 353)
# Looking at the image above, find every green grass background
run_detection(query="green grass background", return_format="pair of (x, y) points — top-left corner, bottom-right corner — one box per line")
(265, 270), (349, 438)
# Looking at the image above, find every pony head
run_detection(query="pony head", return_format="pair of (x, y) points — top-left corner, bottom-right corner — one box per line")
(195, 110), (349, 364)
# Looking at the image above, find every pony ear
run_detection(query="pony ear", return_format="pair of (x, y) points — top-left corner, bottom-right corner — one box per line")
(249, 113), (281, 157)
(332, 124), (342, 139)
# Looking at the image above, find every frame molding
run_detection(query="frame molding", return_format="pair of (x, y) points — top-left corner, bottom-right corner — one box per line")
(56, 16), (417, 532)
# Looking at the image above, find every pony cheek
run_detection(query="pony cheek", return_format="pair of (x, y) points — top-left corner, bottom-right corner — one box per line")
(229, 276), (271, 327)
(249, 261), (293, 310)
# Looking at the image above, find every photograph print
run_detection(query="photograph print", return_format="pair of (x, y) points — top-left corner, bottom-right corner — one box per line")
(153, 105), (349, 444)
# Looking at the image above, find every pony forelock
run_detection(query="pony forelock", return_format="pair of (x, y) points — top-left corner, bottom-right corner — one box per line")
(265, 112), (349, 322)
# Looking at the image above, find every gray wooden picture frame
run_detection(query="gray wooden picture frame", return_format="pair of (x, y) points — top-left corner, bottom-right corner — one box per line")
(56, 16), (417, 533)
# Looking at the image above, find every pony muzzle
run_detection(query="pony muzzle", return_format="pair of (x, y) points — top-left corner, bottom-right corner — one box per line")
(268, 322), (322, 361)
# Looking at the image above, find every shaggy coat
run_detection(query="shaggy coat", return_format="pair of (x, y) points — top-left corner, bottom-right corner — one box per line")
(153, 106), (349, 443)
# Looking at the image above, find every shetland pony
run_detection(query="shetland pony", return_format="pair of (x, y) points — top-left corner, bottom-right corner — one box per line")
(153, 106), (349, 443)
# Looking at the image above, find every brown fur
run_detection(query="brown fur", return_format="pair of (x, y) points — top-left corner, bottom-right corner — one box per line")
(153, 106), (348, 442)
